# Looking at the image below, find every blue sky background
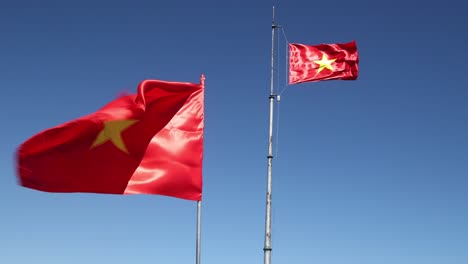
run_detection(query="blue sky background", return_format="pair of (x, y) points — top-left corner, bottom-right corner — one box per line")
(1, 0), (467, 263)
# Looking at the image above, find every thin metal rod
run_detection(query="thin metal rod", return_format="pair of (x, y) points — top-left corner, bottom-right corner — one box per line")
(264, 5), (276, 264)
(196, 201), (202, 264)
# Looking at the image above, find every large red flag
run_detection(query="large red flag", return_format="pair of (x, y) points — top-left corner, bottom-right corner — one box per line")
(17, 76), (204, 201)
(289, 41), (359, 84)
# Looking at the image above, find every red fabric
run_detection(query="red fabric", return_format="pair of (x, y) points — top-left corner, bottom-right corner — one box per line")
(17, 77), (204, 201)
(289, 41), (359, 84)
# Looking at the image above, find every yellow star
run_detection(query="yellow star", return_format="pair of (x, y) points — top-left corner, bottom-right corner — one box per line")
(91, 119), (138, 153)
(313, 53), (336, 73)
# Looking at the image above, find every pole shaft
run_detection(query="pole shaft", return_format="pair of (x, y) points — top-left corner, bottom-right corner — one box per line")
(196, 201), (202, 264)
(264, 6), (276, 264)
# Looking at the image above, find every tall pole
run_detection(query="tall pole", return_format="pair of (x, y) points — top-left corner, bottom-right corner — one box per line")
(196, 74), (204, 264)
(264, 6), (276, 264)
(196, 201), (202, 264)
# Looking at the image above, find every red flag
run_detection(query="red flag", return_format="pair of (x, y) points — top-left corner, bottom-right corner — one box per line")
(17, 76), (204, 201)
(289, 41), (359, 84)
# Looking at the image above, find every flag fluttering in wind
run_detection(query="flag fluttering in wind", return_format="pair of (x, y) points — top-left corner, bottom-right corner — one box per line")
(16, 76), (205, 201)
(289, 41), (359, 84)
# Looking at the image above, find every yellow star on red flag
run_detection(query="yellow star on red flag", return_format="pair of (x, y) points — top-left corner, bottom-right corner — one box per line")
(91, 119), (137, 153)
(313, 53), (336, 73)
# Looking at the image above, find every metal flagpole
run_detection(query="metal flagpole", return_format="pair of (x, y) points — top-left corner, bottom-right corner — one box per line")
(196, 201), (202, 264)
(264, 6), (278, 264)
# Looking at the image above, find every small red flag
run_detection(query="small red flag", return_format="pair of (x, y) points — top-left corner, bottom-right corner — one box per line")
(289, 41), (359, 84)
(17, 76), (204, 201)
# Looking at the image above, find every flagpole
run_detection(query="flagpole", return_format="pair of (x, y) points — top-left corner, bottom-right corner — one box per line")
(196, 74), (204, 264)
(196, 200), (202, 264)
(264, 6), (277, 264)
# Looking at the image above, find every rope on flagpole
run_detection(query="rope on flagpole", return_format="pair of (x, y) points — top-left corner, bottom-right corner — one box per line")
(274, 14), (281, 159)
(275, 26), (291, 158)
(281, 27), (290, 43)
(276, 20), (281, 96)
(279, 27), (290, 96)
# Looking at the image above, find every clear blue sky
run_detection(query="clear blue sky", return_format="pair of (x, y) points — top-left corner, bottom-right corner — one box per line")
(1, 0), (467, 263)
